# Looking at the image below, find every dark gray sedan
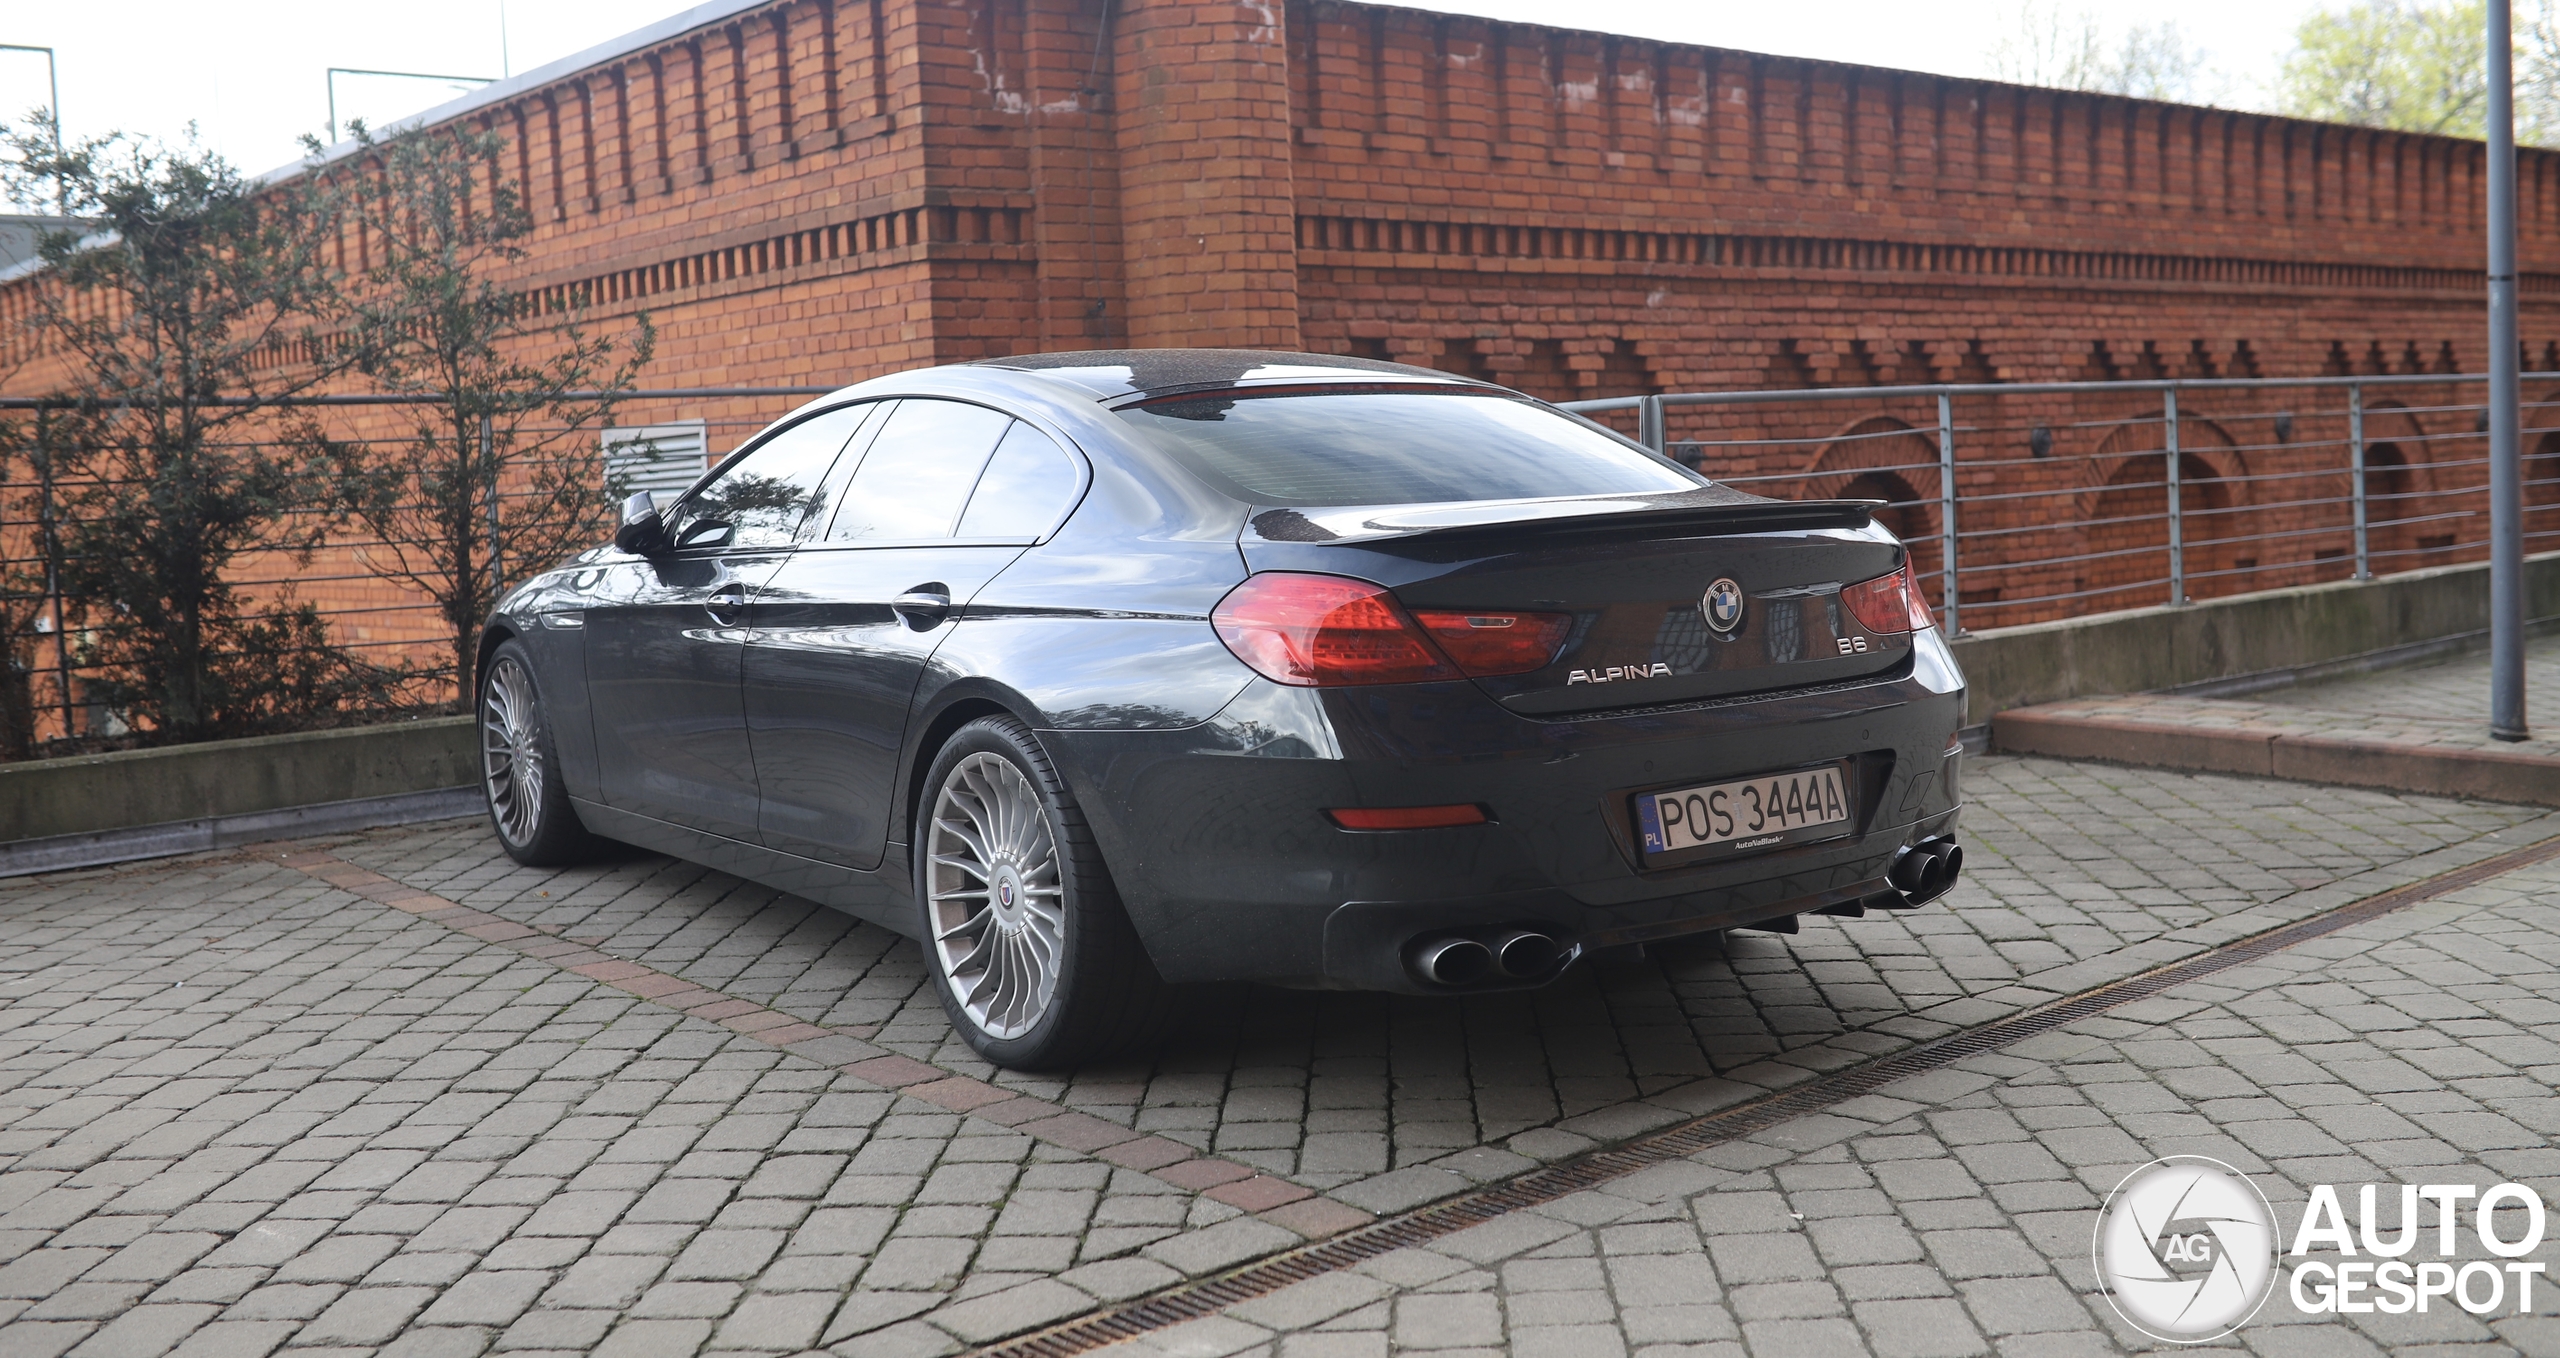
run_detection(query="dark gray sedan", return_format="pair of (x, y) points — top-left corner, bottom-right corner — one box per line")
(474, 351), (1967, 1068)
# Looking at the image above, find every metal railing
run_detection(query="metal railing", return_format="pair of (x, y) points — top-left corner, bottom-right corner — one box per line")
(1567, 371), (2560, 639)
(4, 371), (2549, 755)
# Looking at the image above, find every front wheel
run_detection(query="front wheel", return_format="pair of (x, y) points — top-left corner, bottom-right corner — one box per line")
(917, 715), (1165, 1068)
(480, 640), (611, 866)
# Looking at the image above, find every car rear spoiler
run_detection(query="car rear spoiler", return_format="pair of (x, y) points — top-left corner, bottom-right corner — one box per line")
(1245, 495), (1884, 546)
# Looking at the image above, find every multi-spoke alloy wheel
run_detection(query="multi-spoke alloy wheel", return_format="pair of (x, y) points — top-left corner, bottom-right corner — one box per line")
(915, 716), (1165, 1068)
(476, 638), (607, 867)
(927, 752), (1067, 1040)
(483, 656), (546, 848)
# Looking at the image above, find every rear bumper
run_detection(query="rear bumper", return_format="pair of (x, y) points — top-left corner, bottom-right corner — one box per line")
(1040, 630), (1967, 993)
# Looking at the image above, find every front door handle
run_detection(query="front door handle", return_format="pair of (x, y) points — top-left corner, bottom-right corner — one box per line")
(891, 584), (953, 630)
(704, 584), (748, 627)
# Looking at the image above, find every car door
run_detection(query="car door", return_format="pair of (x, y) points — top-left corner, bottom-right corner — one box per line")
(747, 401), (1086, 868)
(584, 402), (879, 840)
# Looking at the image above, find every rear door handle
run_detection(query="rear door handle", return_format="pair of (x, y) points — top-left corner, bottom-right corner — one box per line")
(892, 584), (953, 630)
(705, 584), (748, 627)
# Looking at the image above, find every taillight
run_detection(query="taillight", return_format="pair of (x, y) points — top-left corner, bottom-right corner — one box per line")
(1212, 573), (1458, 686)
(1410, 609), (1574, 677)
(1843, 564), (1923, 635)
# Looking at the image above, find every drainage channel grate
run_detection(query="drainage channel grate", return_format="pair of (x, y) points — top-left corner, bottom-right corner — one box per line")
(976, 831), (2560, 1357)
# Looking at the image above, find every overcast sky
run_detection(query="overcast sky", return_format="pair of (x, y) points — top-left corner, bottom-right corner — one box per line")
(0, 1), (2316, 192)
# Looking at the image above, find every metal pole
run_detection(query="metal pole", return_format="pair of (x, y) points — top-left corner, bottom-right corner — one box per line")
(483, 414), (502, 597)
(2350, 384), (2370, 580)
(2165, 387), (2185, 605)
(2491, 0), (2528, 740)
(0, 45), (63, 215)
(35, 409), (72, 741)
(1936, 390), (1960, 637)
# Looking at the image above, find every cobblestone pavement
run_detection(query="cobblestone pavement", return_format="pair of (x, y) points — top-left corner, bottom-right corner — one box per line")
(0, 754), (2553, 1356)
(1109, 847), (2560, 1358)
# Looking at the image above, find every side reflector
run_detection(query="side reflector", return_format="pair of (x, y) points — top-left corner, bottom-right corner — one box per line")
(1327, 804), (1491, 830)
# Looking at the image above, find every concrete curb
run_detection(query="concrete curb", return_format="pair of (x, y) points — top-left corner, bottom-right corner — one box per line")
(1992, 706), (2560, 806)
(0, 785), (483, 878)
(2, 715), (475, 843)
(1949, 551), (2560, 726)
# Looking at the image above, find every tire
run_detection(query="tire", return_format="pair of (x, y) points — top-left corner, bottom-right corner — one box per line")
(915, 714), (1166, 1068)
(479, 639), (612, 866)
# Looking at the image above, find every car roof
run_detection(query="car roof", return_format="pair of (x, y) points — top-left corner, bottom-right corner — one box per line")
(968, 348), (1483, 402)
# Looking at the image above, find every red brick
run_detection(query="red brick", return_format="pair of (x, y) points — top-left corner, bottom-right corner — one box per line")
(1150, 1157), (1255, 1191)
(841, 1055), (948, 1088)
(1095, 1136), (1196, 1172)
(906, 1077), (1017, 1113)
(1015, 1111), (1141, 1153)
(1206, 1175), (1315, 1212)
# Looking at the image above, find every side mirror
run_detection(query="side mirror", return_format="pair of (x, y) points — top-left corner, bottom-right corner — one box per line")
(614, 491), (669, 556)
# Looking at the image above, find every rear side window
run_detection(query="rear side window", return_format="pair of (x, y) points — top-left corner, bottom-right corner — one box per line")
(1113, 389), (1700, 507)
(824, 398), (1013, 542)
(956, 422), (1082, 539)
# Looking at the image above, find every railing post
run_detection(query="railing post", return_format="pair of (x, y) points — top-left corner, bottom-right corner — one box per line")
(483, 414), (501, 598)
(2350, 383), (2370, 580)
(2165, 386), (2185, 605)
(1637, 394), (1666, 455)
(36, 407), (73, 742)
(1936, 390), (1960, 637)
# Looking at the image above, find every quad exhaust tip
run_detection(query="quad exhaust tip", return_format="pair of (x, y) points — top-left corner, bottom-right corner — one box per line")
(1408, 925), (1571, 987)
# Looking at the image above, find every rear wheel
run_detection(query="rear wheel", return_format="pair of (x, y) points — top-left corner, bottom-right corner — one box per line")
(480, 640), (610, 866)
(917, 715), (1164, 1068)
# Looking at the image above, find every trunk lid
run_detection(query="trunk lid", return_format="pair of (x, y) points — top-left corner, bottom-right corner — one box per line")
(1238, 489), (1913, 716)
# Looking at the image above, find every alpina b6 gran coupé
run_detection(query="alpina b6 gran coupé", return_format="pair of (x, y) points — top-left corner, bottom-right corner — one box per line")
(474, 350), (1967, 1068)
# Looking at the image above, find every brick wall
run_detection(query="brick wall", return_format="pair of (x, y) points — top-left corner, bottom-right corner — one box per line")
(8, 0), (2560, 720)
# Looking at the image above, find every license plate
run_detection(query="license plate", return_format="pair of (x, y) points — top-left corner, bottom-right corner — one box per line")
(1634, 764), (1852, 860)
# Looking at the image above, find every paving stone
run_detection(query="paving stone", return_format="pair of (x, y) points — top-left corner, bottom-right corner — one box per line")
(0, 743), (2552, 1358)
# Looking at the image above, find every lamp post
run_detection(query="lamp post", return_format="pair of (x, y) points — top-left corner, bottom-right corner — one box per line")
(0, 44), (62, 213)
(326, 67), (493, 144)
(2490, 0), (2528, 741)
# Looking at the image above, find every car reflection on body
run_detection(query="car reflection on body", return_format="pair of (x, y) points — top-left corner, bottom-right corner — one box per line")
(475, 350), (1967, 1069)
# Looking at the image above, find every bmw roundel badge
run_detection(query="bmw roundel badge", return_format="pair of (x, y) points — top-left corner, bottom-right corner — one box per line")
(1701, 578), (1745, 635)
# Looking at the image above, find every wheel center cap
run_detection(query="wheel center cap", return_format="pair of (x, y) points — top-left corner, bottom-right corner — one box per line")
(991, 865), (1025, 925)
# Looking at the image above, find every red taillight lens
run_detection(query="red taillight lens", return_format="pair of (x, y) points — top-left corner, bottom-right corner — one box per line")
(1906, 574), (1937, 633)
(1212, 573), (1459, 686)
(1410, 610), (1574, 677)
(1842, 564), (1919, 635)
(1327, 804), (1490, 830)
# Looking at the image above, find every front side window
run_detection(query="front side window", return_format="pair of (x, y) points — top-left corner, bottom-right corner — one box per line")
(668, 403), (880, 550)
(1113, 387), (1701, 507)
(824, 399), (1015, 543)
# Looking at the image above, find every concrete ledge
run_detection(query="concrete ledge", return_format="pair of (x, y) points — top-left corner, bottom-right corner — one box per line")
(2, 715), (477, 843)
(1993, 709), (2275, 777)
(1949, 553), (2560, 726)
(0, 786), (483, 878)
(1994, 705), (2560, 807)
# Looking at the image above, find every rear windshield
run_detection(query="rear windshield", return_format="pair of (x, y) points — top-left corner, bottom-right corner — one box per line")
(1112, 388), (1702, 506)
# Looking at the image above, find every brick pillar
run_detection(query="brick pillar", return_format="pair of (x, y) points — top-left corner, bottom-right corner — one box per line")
(1110, 0), (1301, 350)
